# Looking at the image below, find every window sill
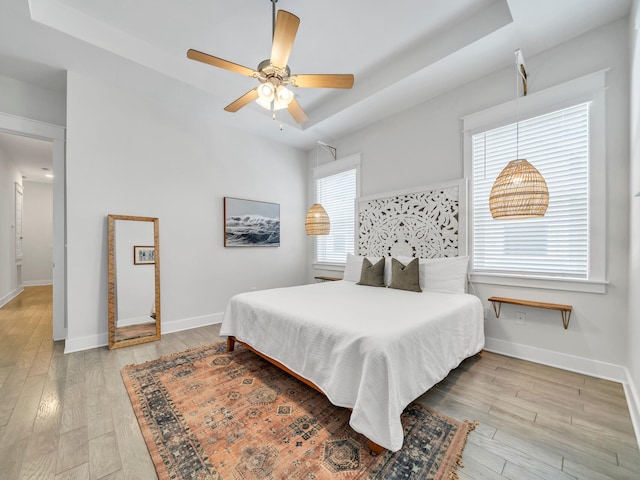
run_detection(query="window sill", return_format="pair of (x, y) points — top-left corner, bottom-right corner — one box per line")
(312, 262), (346, 271)
(469, 273), (608, 294)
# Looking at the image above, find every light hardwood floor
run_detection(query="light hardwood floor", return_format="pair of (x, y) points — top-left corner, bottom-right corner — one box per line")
(1, 286), (639, 479)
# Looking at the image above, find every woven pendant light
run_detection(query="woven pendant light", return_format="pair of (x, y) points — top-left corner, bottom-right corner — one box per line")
(489, 49), (549, 220)
(306, 141), (336, 236)
(489, 159), (549, 219)
(305, 203), (330, 235)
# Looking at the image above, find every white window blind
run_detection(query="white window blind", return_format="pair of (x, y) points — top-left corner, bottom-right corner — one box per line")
(316, 168), (357, 263)
(472, 102), (590, 278)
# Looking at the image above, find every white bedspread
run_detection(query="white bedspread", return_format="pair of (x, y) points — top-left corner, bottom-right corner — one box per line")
(220, 281), (484, 452)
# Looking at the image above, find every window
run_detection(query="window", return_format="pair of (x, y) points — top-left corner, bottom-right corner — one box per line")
(314, 154), (360, 264)
(472, 103), (589, 278)
(463, 71), (606, 293)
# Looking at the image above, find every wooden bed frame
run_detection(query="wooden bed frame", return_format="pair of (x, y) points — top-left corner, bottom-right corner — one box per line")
(226, 336), (385, 455)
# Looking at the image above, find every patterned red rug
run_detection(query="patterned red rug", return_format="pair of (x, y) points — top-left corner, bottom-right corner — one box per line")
(121, 342), (476, 479)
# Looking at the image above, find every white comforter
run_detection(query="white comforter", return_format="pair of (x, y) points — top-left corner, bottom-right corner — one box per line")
(220, 281), (484, 452)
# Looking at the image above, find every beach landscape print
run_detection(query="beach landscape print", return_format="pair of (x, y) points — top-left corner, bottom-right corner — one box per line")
(224, 197), (280, 247)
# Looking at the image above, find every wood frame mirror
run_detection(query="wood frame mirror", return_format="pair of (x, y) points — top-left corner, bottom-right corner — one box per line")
(108, 214), (161, 349)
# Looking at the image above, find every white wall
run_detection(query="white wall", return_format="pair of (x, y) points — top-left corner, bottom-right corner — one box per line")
(0, 145), (23, 306)
(65, 71), (308, 352)
(22, 181), (53, 285)
(311, 18), (631, 379)
(0, 73), (66, 126)
(627, 0), (640, 442)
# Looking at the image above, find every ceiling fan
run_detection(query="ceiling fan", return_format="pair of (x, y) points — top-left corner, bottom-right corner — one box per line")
(186, 0), (354, 124)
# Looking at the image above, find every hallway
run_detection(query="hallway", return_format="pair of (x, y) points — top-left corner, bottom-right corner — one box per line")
(0, 286), (62, 477)
(0, 286), (223, 479)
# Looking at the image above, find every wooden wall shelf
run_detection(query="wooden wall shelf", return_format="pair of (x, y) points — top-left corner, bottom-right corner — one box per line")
(314, 276), (342, 282)
(488, 296), (573, 329)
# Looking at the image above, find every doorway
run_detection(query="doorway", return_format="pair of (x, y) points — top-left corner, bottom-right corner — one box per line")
(0, 112), (66, 341)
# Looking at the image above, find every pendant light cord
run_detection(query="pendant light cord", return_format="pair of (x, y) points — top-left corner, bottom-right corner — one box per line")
(483, 133), (487, 179)
(315, 142), (319, 181)
(515, 51), (520, 159)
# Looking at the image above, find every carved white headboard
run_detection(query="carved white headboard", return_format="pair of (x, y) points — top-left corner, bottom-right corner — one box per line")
(357, 179), (466, 259)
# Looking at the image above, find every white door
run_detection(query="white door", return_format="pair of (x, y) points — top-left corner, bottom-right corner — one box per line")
(15, 182), (23, 263)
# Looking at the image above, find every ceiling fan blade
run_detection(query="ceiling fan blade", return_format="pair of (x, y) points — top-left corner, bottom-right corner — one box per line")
(270, 10), (300, 70)
(187, 49), (258, 77)
(289, 74), (355, 89)
(287, 98), (308, 124)
(224, 88), (260, 112)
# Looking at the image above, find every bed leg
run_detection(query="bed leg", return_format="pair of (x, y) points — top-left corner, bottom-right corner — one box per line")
(369, 440), (384, 455)
(227, 337), (235, 352)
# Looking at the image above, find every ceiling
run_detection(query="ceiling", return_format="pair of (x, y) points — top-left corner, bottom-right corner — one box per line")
(0, 0), (632, 172)
(0, 132), (53, 183)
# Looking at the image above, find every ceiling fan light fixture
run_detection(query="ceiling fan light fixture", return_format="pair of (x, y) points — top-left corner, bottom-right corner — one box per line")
(257, 82), (275, 102)
(255, 96), (288, 111)
(186, 2), (354, 124)
(276, 85), (294, 105)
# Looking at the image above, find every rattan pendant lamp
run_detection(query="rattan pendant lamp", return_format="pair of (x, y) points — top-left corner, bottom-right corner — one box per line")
(305, 141), (335, 235)
(489, 50), (549, 220)
(305, 203), (330, 235)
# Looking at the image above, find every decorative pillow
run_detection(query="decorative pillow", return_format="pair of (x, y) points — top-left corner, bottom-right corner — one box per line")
(389, 258), (422, 292)
(419, 256), (469, 294)
(357, 257), (386, 287)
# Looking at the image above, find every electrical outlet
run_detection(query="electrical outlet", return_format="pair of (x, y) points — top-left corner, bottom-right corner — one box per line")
(515, 311), (526, 325)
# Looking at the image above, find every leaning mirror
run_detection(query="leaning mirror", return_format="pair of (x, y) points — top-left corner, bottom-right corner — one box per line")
(108, 214), (160, 349)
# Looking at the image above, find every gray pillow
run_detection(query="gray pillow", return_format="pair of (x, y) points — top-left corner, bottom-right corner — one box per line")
(389, 258), (422, 292)
(357, 257), (386, 287)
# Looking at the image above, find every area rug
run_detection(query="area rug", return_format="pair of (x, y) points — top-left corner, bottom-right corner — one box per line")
(121, 342), (477, 480)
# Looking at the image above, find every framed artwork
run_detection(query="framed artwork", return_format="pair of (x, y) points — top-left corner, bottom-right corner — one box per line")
(224, 197), (280, 247)
(133, 246), (155, 264)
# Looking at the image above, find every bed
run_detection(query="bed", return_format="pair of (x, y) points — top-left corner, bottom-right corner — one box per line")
(220, 180), (484, 452)
(221, 278), (483, 452)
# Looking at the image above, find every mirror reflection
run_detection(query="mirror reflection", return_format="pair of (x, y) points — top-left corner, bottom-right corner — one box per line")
(108, 214), (160, 349)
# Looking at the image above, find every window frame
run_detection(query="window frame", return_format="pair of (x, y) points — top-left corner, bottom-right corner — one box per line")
(462, 70), (608, 293)
(312, 153), (361, 267)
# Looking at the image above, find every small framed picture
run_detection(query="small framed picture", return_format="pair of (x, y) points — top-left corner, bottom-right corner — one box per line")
(133, 246), (155, 265)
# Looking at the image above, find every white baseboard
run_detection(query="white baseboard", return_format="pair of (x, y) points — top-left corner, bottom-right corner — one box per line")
(117, 315), (156, 327)
(484, 336), (627, 383)
(624, 368), (640, 450)
(162, 312), (223, 334)
(53, 326), (67, 342)
(0, 286), (24, 308)
(63, 312), (223, 354)
(23, 280), (53, 286)
(64, 332), (109, 354)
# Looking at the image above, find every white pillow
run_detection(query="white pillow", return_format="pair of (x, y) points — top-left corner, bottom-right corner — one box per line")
(343, 254), (363, 282)
(419, 256), (469, 294)
(343, 254), (383, 282)
(384, 257), (393, 286)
